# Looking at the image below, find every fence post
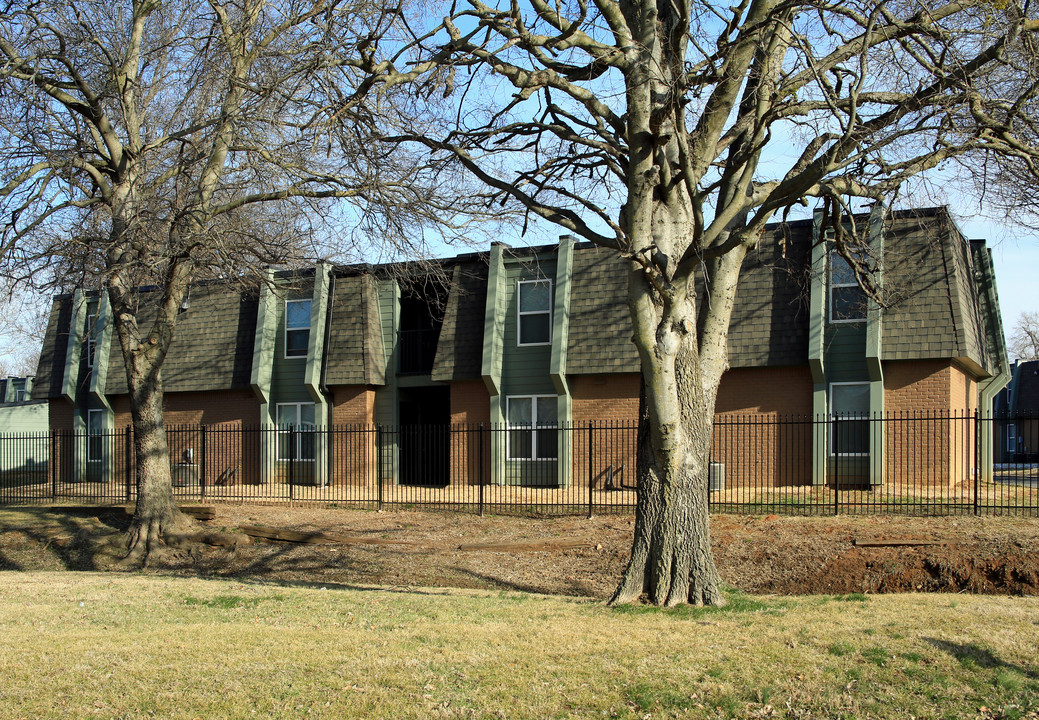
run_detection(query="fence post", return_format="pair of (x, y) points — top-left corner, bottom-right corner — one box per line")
(376, 424), (383, 511)
(200, 424), (207, 503)
(478, 424), (485, 518)
(50, 429), (58, 501)
(973, 408), (980, 517)
(289, 426), (296, 501)
(833, 417), (839, 517)
(587, 422), (594, 519)
(124, 425), (132, 504)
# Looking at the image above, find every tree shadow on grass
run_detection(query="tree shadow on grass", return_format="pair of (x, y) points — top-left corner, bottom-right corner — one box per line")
(923, 637), (1038, 680)
(0, 507), (128, 571)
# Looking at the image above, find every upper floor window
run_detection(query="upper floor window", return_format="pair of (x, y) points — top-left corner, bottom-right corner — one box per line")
(12, 378), (25, 402)
(517, 279), (552, 346)
(86, 308), (98, 367)
(829, 253), (867, 323)
(285, 299), (311, 358)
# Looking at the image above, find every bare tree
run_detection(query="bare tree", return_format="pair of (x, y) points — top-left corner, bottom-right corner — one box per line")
(364, 0), (1039, 605)
(0, 0), (480, 560)
(0, 283), (49, 377)
(1010, 312), (1039, 361)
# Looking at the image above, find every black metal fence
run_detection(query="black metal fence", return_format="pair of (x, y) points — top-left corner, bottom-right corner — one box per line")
(0, 412), (1035, 516)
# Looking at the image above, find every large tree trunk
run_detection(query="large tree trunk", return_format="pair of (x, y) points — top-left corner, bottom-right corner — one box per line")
(122, 363), (195, 563)
(610, 280), (726, 606)
(106, 255), (196, 564)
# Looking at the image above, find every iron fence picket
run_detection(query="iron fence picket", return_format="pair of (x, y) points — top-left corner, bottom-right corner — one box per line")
(1, 413), (1036, 516)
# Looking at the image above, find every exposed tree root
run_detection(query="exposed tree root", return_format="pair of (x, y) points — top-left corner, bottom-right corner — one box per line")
(118, 512), (201, 568)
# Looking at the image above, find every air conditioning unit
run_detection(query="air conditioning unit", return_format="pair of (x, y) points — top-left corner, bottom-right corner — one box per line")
(709, 462), (724, 492)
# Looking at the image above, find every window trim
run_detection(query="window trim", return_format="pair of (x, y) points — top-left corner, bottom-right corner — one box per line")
(516, 279), (552, 347)
(276, 402), (317, 462)
(87, 409), (104, 463)
(86, 309), (98, 368)
(284, 298), (312, 359)
(505, 394), (559, 461)
(828, 252), (867, 324)
(829, 381), (870, 457)
(1008, 423), (1018, 453)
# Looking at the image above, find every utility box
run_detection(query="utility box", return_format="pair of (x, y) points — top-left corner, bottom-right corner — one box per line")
(709, 462), (724, 492)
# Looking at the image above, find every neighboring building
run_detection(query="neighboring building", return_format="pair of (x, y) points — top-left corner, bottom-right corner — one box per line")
(0, 375), (49, 481)
(994, 360), (1039, 463)
(32, 206), (1009, 489)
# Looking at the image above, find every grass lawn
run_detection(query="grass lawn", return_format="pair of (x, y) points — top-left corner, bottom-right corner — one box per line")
(0, 573), (1036, 719)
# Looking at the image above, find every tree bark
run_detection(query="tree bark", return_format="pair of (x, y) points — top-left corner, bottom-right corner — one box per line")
(610, 285), (726, 607)
(121, 365), (195, 564)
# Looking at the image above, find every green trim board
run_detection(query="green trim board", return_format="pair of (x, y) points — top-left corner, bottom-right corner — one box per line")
(481, 244), (505, 397)
(61, 290), (86, 404)
(250, 270), (277, 408)
(374, 278), (400, 481)
(88, 291), (113, 411)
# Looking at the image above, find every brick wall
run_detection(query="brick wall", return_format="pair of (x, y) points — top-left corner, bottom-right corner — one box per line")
(331, 386), (376, 425)
(715, 366), (814, 416)
(448, 380), (490, 485)
(109, 391), (260, 486)
(714, 367), (814, 488)
(330, 387), (377, 486)
(881, 360), (977, 488)
(449, 380), (490, 425)
(570, 374), (639, 488)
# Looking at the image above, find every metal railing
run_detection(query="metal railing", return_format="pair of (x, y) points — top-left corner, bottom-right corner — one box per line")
(0, 412), (1035, 516)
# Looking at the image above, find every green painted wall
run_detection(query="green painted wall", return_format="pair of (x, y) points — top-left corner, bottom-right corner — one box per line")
(270, 284), (313, 404)
(499, 258), (557, 398)
(0, 402), (50, 474)
(824, 326), (868, 382)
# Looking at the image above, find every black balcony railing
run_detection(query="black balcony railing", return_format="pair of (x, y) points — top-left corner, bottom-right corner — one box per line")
(398, 328), (439, 374)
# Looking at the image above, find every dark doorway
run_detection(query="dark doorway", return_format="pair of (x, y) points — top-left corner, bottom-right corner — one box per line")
(399, 386), (450, 486)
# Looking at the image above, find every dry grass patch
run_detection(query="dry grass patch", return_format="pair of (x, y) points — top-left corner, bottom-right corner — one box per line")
(0, 572), (1037, 719)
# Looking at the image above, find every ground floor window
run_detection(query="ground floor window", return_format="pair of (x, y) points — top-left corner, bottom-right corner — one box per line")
(276, 402), (316, 461)
(87, 409), (104, 463)
(1008, 423), (1018, 454)
(506, 395), (558, 460)
(830, 382), (869, 456)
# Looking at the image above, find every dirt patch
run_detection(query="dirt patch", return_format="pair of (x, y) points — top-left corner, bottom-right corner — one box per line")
(3, 505), (1038, 598)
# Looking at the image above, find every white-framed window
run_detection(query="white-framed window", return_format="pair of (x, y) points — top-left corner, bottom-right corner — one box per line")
(86, 307), (98, 368)
(276, 402), (316, 461)
(11, 378), (25, 402)
(830, 382), (870, 456)
(506, 395), (558, 460)
(285, 299), (312, 359)
(517, 279), (552, 346)
(1008, 424), (1018, 453)
(829, 252), (867, 323)
(87, 409), (104, 463)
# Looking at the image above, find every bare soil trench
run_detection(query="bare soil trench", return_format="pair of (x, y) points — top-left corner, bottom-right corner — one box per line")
(3, 504), (1038, 598)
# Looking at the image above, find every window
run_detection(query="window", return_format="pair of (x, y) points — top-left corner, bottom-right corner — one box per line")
(285, 299), (312, 358)
(830, 382), (870, 456)
(87, 409), (104, 463)
(1008, 424), (1018, 453)
(277, 403), (316, 461)
(11, 379), (25, 402)
(829, 253), (867, 323)
(517, 279), (551, 345)
(86, 308), (98, 368)
(506, 395), (558, 460)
